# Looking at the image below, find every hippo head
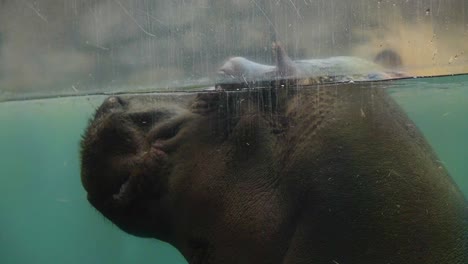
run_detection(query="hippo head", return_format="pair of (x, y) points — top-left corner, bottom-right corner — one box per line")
(80, 95), (192, 239)
(80, 92), (290, 260)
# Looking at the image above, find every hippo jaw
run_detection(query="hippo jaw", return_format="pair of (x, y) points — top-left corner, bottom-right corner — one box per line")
(80, 96), (197, 239)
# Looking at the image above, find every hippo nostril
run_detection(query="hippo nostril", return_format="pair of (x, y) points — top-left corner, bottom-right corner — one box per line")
(94, 96), (128, 120)
(106, 96), (126, 108)
(107, 96), (119, 104)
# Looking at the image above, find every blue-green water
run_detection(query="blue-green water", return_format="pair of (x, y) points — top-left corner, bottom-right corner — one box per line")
(0, 75), (467, 263)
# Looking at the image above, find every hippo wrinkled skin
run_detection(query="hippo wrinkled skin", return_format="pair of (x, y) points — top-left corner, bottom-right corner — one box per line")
(80, 84), (467, 263)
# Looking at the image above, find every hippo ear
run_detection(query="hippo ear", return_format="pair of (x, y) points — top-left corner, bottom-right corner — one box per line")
(272, 42), (297, 77)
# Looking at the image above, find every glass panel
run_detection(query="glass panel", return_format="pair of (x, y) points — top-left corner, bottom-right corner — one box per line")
(1, 1), (467, 264)
(1, 0), (467, 100)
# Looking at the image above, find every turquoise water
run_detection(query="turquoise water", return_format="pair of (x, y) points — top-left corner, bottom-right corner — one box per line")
(387, 75), (468, 196)
(0, 75), (467, 263)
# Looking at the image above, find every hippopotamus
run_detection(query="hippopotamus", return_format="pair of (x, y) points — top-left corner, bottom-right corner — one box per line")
(217, 43), (407, 86)
(80, 80), (467, 263)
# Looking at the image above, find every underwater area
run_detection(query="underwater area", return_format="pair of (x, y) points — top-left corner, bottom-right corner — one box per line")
(1, 0), (467, 263)
(0, 75), (467, 263)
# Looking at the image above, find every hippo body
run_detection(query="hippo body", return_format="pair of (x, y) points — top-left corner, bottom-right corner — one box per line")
(80, 83), (467, 263)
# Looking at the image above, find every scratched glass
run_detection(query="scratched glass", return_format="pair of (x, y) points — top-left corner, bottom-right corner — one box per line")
(0, 0), (467, 100)
(0, 1), (467, 264)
